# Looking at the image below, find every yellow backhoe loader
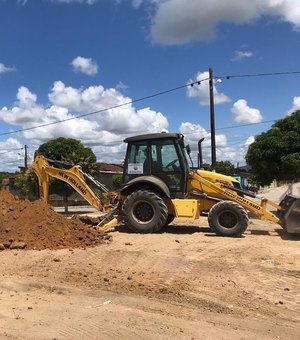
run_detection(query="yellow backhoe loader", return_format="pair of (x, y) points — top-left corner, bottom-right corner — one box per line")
(34, 133), (300, 236)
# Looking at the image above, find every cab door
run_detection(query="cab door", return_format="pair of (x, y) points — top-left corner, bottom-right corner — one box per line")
(150, 139), (187, 198)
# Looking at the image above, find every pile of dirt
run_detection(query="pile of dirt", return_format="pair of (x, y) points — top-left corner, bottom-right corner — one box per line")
(0, 190), (109, 250)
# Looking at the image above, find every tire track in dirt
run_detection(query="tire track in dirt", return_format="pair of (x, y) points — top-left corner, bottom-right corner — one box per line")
(216, 232), (300, 320)
(59, 326), (100, 340)
(247, 266), (300, 314)
(66, 239), (192, 299)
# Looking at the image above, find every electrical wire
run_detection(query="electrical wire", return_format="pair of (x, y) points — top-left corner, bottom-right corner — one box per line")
(0, 69), (298, 159)
(0, 147), (24, 155)
(0, 159), (23, 164)
(0, 78), (209, 137)
(74, 120), (277, 147)
(0, 69), (299, 137)
(4, 119), (272, 158)
(216, 70), (300, 80)
(216, 119), (276, 131)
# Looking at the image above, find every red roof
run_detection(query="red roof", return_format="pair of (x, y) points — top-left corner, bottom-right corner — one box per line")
(99, 163), (123, 173)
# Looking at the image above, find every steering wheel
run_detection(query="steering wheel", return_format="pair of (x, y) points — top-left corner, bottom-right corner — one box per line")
(166, 159), (178, 168)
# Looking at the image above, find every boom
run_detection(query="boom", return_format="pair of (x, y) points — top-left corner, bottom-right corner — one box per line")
(189, 170), (280, 223)
(34, 155), (116, 212)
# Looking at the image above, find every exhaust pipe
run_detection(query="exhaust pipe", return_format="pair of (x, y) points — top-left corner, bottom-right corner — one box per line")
(198, 137), (205, 168)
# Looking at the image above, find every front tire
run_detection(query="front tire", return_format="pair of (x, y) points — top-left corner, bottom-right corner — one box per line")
(122, 190), (168, 233)
(208, 201), (249, 237)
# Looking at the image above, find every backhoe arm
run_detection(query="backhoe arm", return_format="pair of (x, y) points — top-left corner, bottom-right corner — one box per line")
(34, 155), (111, 212)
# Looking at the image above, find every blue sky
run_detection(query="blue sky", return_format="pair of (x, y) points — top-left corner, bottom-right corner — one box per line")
(1, 0), (300, 171)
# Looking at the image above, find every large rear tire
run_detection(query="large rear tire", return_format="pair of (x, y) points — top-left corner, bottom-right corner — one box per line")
(208, 200), (249, 237)
(122, 190), (168, 233)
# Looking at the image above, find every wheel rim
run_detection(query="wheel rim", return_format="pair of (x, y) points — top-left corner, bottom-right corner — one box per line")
(132, 200), (154, 224)
(218, 210), (238, 229)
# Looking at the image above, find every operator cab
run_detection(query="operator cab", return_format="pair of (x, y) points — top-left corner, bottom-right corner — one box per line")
(123, 133), (190, 198)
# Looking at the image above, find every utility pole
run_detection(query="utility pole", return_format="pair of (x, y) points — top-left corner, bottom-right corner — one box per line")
(24, 144), (28, 170)
(209, 67), (216, 170)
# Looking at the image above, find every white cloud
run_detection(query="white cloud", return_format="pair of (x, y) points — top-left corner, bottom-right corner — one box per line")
(115, 81), (128, 93)
(231, 50), (254, 61)
(0, 87), (45, 125)
(22, 106), (100, 145)
(235, 136), (255, 165)
(179, 122), (232, 163)
(231, 99), (263, 124)
(0, 81), (169, 166)
(137, 107), (168, 131)
(132, 0), (144, 8)
(187, 71), (230, 106)
(17, 0), (28, 5)
(0, 63), (16, 74)
(146, 0), (300, 45)
(287, 96), (300, 115)
(51, 0), (97, 4)
(245, 135), (255, 146)
(18, 0), (97, 4)
(17, 86), (37, 105)
(269, 0), (300, 27)
(0, 138), (24, 172)
(48, 81), (84, 111)
(47, 81), (168, 134)
(179, 121), (255, 166)
(71, 56), (98, 76)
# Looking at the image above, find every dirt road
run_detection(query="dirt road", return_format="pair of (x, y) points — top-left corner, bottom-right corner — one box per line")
(0, 216), (299, 340)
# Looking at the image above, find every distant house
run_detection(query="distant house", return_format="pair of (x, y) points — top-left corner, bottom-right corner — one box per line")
(98, 163), (123, 190)
(235, 164), (251, 175)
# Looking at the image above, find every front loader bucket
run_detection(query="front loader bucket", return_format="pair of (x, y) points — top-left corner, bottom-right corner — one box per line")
(278, 194), (300, 233)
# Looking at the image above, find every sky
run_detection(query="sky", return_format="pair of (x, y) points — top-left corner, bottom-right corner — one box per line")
(1, 0), (300, 172)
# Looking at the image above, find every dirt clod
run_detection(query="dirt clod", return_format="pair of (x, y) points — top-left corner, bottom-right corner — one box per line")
(0, 190), (106, 250)
(10, 241), (27, 250)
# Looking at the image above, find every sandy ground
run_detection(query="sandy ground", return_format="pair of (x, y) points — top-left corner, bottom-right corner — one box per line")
(1, 185), (300, 340)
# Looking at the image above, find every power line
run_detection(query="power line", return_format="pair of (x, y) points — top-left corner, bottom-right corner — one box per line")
(0, 78), (209, 137)
(0, 159), (23, 164)
(216, 70), (300, 80)
(58, 120), (276, 149)
(0, 147), (24, 155)
(0, 69), (298, 139)
(216, 119), (275, 131)
(22, 119), (276, 158)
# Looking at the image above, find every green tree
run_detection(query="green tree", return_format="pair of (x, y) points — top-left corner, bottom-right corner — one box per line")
(246, 111), (300, 186)
(15, 167), (38, 197)
(35, 137), (99, 175)
(112, 173), (123, 190)
(34, 137), (100, 212)
(215, 161), (235, 176)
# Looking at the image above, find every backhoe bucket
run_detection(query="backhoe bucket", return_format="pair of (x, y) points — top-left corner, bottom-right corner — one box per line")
(278, 194), (300, 233)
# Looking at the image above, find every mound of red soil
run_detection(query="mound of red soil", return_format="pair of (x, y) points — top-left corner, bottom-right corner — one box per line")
(0, 190), (108, 250)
